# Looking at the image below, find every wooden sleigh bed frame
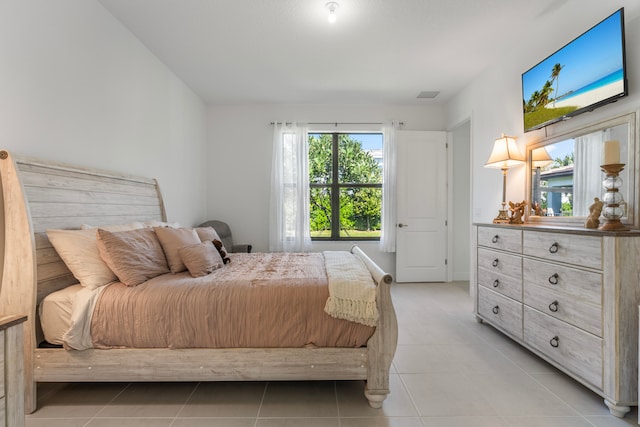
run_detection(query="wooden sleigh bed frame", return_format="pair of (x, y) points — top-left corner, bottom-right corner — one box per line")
(0, 150), (398, 414)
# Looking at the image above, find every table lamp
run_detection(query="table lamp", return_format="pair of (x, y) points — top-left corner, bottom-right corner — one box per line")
(531, 147), (553, 215)
(484, 134), (525, 223)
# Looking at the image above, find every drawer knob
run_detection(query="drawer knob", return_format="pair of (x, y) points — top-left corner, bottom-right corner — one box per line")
(492, 259), (499, 267)
(492, 235), (499, 243)
(492, 305), (499, 315)
(548, 300), (559, 312)
(493, 279), (499, 288)
(549, 336), (560, 348)
(548, 273), (559, 285)
(549, 242), (559, 253)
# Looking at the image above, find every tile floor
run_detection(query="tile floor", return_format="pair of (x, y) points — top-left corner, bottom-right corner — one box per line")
(26, 282), (639, 427)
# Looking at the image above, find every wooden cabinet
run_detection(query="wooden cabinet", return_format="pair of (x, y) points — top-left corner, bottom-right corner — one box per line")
(473, 224), (640, 418)
(0, 315), (26, 427)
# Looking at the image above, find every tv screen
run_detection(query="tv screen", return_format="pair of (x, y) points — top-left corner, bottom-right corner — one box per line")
(522, 8), (627, 132)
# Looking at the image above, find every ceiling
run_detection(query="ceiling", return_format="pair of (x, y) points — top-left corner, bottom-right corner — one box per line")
(98, 0), (565, 106)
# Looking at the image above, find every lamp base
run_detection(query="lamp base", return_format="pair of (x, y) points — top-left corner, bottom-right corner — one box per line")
(598, 218), (629, 232)
(492, 208), (510, 224)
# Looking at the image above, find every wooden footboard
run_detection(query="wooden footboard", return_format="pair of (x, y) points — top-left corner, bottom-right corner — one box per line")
(0, 150), (397, 413)
(351, 246), (397, 408)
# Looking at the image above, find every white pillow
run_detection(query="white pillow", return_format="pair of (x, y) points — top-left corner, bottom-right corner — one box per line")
(46, 228), (118, 290)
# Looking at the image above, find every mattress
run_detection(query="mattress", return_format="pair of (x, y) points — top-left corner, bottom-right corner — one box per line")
(42, 252), (376, 350)
(39, 284), (83, 345)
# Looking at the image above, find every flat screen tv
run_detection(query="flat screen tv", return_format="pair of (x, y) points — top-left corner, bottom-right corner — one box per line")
(522, 8), (627, 132)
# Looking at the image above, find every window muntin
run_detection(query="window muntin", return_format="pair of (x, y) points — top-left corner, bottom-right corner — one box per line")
(309, 132), (382, 240)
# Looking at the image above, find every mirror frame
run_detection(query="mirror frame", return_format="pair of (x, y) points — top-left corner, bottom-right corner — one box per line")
(525, 110), (639, 227)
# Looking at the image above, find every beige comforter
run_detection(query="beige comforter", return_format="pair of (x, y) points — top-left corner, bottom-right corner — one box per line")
(90, 252), (375, 349)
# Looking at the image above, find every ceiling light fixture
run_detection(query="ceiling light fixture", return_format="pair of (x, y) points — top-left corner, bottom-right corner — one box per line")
(326, 2), (339, 23)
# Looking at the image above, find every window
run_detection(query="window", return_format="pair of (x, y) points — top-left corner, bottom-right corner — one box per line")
(308, 132), (383, 240)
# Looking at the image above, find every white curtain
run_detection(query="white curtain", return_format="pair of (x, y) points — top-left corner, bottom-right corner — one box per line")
(573, 131), (608, 216)
(379, 123), (398, 252)
(269, 122), (312, 252)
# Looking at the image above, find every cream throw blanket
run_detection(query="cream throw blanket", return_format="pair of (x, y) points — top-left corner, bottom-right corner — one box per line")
(323, 251), (379, 327)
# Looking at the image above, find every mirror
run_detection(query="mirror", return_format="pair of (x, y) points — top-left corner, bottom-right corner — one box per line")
(526, 111), (638, 226)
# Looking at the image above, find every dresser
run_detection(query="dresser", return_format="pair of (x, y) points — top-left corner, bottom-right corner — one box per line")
(473, 223), (640, 418)
(0, 315), (26, 427)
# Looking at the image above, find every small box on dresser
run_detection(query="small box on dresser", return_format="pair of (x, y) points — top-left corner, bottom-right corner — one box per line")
(0, 315), (26, 427)
(473, 223), (640, 418)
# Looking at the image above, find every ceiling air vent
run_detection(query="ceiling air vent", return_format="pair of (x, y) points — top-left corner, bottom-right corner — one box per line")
(417, 91), (440, 99)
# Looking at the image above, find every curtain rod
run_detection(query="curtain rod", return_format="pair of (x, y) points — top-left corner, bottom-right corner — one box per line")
(270, 121), (404, 126)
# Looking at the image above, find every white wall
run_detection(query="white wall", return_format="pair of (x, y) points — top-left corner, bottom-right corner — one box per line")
(447, 0), (640, 224)
(450, 120), (471, 281)
(0, 0), (208, 227)
(207, 104), (446, 274)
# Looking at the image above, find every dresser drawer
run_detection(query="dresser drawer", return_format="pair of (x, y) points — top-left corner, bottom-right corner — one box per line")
(523, 258), (602, 306)
(478, 248), (522, 301)
(478, 286), (523, 339)
(523, 231), (601, 268)
(524, 282), (602, 336)
(478, 226), (522, 253)
(524, 306), (603, 389)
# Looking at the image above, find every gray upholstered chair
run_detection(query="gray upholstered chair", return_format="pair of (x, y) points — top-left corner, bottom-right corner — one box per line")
(198, 220), (252, 253)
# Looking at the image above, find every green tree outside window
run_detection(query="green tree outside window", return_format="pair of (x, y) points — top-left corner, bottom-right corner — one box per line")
(309, 133), (382, 240)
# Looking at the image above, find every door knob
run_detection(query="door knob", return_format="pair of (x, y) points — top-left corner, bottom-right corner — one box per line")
(398, 223), (408, 228)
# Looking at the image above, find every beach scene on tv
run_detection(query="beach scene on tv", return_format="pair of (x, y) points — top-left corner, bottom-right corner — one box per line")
(522, 11), (625, 131)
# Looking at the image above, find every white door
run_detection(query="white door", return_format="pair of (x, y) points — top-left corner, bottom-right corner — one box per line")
(395, 131), (447, 282)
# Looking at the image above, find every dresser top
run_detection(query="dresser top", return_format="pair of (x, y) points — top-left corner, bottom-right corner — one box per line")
(0, 314), (27, 330)
(474, 222), (640, 237)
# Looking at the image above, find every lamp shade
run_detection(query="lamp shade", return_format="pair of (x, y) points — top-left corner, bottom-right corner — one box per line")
(531, 147), (553, 168)
(484, 134), (525, 169)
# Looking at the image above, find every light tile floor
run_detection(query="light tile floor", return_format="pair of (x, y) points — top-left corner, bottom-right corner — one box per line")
(26, 282), (639, 427)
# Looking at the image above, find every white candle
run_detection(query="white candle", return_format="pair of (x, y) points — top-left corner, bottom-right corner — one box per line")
(603, 140), (620, 165)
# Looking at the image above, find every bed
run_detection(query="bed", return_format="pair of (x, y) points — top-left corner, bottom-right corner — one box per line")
(0, 150), (397, 414)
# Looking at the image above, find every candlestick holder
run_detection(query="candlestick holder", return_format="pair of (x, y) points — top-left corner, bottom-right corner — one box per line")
(599, 163), (628, 231)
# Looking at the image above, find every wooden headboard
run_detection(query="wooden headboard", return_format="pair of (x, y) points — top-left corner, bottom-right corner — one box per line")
(0, 149), (167, 385)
